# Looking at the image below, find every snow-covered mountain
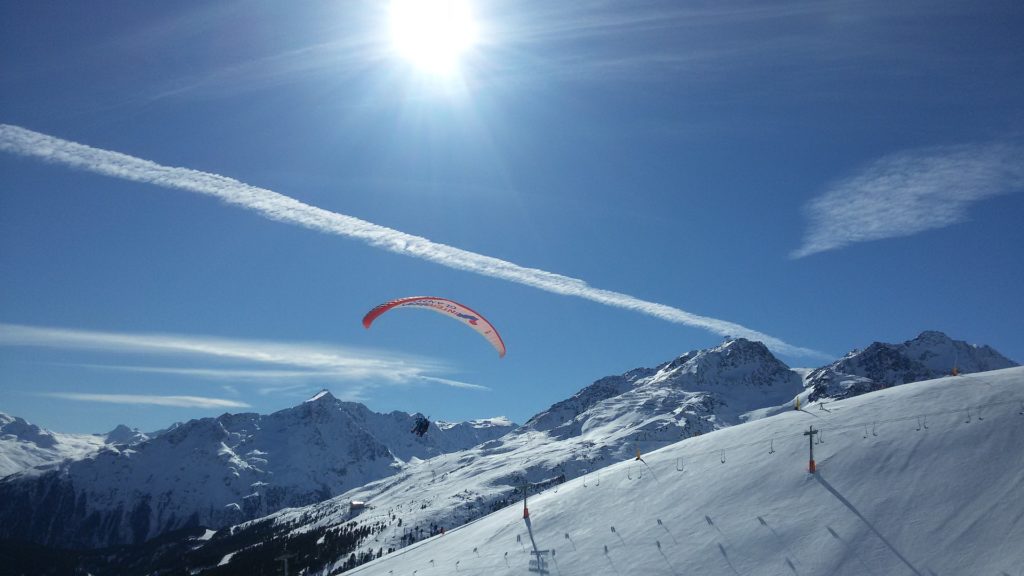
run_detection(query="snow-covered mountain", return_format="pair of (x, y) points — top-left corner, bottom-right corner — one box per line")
(143, 335), (1011, 575)
(30, 365), (1024, 575)
(806, 330), (1018, 401)
(67, 338), (806, 572)
(346, 366), (1024, 576)
(104, 424), (151, 446)
(3, 332), (1017, 572)
(0, 392), (515, 548)
(526, 337), (803, 442)
(1, 415), (153, 480)
(0, 413), (115, 478)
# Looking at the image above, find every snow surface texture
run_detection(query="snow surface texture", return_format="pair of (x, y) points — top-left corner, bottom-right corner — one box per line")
(346, 367), (1024, 576)
(0, 395), (514, 547)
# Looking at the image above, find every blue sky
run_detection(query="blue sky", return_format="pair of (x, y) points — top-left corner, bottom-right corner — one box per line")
(2, 0), (1022, 434)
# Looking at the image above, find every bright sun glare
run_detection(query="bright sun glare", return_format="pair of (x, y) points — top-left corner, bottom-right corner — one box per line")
(389, 0), (478, 75)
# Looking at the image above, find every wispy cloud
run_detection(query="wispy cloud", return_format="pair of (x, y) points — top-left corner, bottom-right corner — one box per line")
(503, 1), (844, 44)
(146, 39), (383, 102)
(0, 323), (486, 391)
(488, 0), (904, 84)
(0, 323), (438, 379)
(0, 124), (822, 359)
(77, 364), (343, 382)
(40, 393), (251, 409)
(417, 376), (491, 392)
(792, 143), (1024, 258)
(75, 0), (994, 104)
(77, 364), (490, 392)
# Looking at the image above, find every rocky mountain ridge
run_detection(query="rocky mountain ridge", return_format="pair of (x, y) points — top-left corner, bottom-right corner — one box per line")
(806, 330), (1018, 401)
(0, 393), (514, 548)
(0, 330), (1016, 562)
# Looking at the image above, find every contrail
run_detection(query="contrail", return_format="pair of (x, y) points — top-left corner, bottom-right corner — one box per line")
(0, 124), (825, 359)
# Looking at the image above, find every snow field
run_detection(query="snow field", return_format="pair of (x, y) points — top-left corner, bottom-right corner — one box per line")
(348, 368), (1024, 575)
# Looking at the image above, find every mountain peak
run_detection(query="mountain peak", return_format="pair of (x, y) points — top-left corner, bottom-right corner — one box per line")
(655, 337), (788, 383)
(104, 424), (148, 446)
(304, 389), (337, 403)
(526, 338), (800, 436)
(718, 337), (774, 356)
(807, 331), (1017, 401)
(913, 330), (952, 344)
(0, 414), (57, 448)
(722, 336), (762, 347)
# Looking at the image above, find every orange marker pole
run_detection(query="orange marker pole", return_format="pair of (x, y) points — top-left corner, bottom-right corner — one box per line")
(804, 425), (818, 474)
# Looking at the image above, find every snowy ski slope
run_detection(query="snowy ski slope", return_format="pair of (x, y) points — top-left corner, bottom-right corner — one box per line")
(346, 367), (1024, 576)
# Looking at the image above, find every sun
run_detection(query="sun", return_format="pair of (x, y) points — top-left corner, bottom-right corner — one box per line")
(389, 0), (478, 75)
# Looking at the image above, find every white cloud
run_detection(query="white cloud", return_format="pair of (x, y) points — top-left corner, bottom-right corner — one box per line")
(77, 364), (360, 382)
(41, 393), (251, 409)
(489, 0), (901, 84)
(0, 323), (435, 375)
(76, 364), (490, 391)
(793, 143), (1024, 258)
(417, 375), (491, 391)
(0, 323), (485, 391)
(0, 124), (822, 359)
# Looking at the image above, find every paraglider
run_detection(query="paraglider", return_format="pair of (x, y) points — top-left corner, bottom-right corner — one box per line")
(362, 296), (506, 358)
(411, 414), (431, 437)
